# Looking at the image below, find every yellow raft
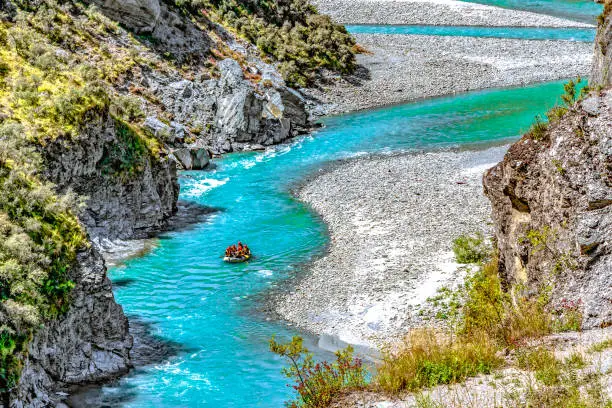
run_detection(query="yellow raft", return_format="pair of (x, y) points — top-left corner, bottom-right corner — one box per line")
(223, 254), (251, 263)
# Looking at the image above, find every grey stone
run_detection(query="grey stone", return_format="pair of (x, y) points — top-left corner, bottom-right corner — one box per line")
(42, 113), (179, 241)
(483, 88), (612, 329)
(10, 249), (132, 407)
(171, 148), (209, 170)
(581, 95), (601, 116)
(86, 0), (161, 33)
(143, 116), (171, 140)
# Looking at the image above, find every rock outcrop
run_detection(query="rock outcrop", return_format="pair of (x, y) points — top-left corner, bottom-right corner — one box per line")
(86, 0), (212, 62)
(485, 1), (612, 329)
(87, 0), (161, 33)
(9, 248), (132, 408)
(42, 114), (179, 242)
(592, 2), (612, 87)
(483, 92), (612, 329)
(146, 58), (310, 155)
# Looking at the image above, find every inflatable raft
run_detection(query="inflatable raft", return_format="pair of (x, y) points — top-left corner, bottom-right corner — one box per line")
(223, 254), (251, 263)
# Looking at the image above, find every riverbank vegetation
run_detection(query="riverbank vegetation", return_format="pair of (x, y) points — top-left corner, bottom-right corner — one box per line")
(271, 235), (611, 407)
(527, 77), (588, 141)
(270, 336), (367, 407)
(177, 0), (357, 87)
(0, 1), (165, 396)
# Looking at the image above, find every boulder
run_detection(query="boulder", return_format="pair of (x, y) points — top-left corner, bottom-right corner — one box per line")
(172, 148), (210, 170)
(86, 0), (161, 33)
(143, 116), (186, 144)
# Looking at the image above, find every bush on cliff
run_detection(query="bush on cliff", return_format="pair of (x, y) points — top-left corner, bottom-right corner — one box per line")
(178, 0), (357, 87)
(452, 233), (489, 264)
(0, 1), (164, 396)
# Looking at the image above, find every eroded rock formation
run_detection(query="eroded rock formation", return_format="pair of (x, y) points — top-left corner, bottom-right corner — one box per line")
(592, 1), (612, 87)
(484, 91), (611, 328)
(42, 114), (179, 242)
(485, 0), (611, 330)
(9, 249), (131, 408)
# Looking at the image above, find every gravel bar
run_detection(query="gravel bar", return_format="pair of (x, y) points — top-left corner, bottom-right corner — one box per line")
(304, 34), (593, 115)
(273, 146), (508, 348)
(311, 0), (594, 27)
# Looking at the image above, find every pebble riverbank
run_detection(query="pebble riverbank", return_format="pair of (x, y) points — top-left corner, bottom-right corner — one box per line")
(273, 146), (508, 348)
(311, 0), (594, 27)
(304, 34), (593, 115)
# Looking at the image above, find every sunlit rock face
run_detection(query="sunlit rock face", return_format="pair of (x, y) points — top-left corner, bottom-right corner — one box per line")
(592, 1), (612, 87)
(484, 91), (612, 329)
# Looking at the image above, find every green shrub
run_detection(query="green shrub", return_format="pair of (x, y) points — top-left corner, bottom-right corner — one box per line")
(452, 233), (488, 264)
(528, 115), (549, 141)
(269, 336), (367, 408)
(181, 0), (356, 86)
(521, 349), (610, 408)
(527, 78), (588, 141)
(376, 329), (500, 394)
(588, 339), (612, 353)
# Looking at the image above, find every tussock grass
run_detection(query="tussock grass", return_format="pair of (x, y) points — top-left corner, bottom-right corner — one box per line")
(376, 329), (501, 394)
(588, 339), (612, 353)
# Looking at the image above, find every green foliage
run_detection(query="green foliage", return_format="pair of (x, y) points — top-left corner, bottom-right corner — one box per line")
(460, 258), (507, 341)
(551, 158), (566, 175)
(517, 347), (562, 386)
(520, 349), (610, 408)
(528, 115), (549, 141)
(376, 329), (501, 394)
(184, 0), (356, 87)
(0, 330), (25, 394)
(552, 299), (583, 332)
(588, 339), (612, 353)
(269, 336), (367, 408)
(98, 117), (151, 179)
(452, 233), (488, 264)
(527, 78), (587, 141)
(0, 121), (86, 395)
(520, 226), (555, 255)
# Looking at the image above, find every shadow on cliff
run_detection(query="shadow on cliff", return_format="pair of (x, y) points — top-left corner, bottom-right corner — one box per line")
(65, 317), (194, 408)
(162, 200), (220, 234)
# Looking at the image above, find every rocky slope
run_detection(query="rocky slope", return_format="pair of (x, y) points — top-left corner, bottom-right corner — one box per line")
(9, 249), (132, 408)
(0, 0), (331, 406)
(484, 1), (612, 329)
(483, 88), (611, 329)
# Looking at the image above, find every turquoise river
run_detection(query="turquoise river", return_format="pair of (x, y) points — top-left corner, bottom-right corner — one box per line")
(79, 2), (600, 405)
(345, 25), (596, 42)
(81, 80), (576, 407)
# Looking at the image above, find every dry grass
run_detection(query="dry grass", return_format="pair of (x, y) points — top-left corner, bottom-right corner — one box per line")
(376, 329), (501, 394)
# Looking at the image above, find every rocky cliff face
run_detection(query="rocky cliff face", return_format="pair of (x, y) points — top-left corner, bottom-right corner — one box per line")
(592, 1), (612, 87)
(483, 91), (611, 329)
(147, 58), (309, 156)
(9, 248), (132, 408)
(85, 0), (310, 160)
(484, 5), (612, 329)
(43, 114), (179, 242)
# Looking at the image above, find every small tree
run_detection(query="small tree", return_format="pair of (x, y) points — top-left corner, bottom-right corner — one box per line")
(269, 336), (367, 408)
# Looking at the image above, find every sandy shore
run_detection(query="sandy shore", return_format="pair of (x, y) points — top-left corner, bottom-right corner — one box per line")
(304, 34), (593, 115)
(273, 146), (508, 349)
(311, 0), (593, 27)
